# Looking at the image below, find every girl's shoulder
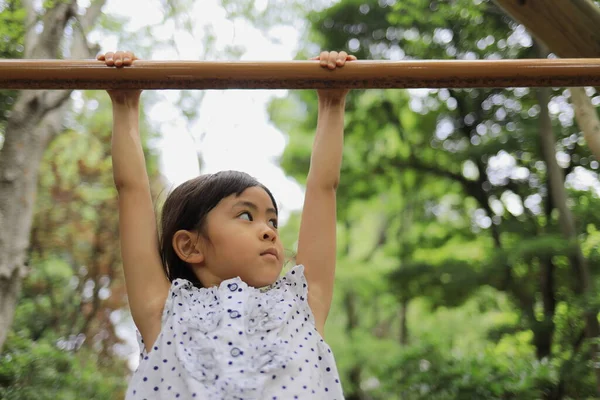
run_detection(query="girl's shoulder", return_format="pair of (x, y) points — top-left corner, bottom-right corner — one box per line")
(265, 264), (307, 295)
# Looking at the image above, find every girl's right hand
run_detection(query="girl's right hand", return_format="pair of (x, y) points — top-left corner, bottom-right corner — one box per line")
(97, 50), (137, 67)
(97, 51), (142, 104)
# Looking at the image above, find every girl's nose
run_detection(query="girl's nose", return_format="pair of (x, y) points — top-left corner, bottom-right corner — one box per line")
(261, 227), (276, 241)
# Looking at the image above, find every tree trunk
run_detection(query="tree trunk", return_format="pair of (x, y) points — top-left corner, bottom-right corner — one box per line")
(569, 87), (600, 160)
(0, 0), (106, 351)
(536, 256), (556, 360)
(494, 2), (600, 391)
(537, 85), (600, 393)
(343, 290), (369, 400)
(0, 92), (67, 347)
(398, 299), (408, 346)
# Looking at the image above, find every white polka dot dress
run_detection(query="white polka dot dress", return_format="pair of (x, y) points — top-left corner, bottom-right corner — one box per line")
(126, 265), (344, 399)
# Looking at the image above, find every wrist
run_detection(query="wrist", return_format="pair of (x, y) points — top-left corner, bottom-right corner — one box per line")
(112, 99), (140, 110)
(112, 100), (140, 116)
(318, 95), (346, 108)
(110, 90), (141, 108)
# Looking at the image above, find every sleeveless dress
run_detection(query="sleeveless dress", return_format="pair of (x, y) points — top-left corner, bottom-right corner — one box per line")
(125, 264), (344, 399)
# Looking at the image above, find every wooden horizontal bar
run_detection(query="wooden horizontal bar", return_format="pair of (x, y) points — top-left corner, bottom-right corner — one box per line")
(1, 59), (600, 90)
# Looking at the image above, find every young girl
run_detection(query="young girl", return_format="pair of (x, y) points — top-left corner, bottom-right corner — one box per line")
(99, 49), (356, 399)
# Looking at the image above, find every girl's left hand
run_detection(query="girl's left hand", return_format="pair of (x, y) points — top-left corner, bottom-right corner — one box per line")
(311, 50), (357, 102)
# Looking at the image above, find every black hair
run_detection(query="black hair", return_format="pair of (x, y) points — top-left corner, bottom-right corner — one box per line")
(159, 170), (278, 287)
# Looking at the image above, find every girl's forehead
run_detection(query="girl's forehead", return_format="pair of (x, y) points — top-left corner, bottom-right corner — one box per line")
(221, 186), (275, 209)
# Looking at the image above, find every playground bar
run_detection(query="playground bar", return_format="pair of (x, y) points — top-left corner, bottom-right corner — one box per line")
(1, 59), (600, 90)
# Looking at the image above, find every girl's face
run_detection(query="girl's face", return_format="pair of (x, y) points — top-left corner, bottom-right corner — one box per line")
(197, 186), (284, 288)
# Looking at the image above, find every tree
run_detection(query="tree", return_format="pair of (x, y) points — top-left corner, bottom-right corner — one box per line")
(0, 0), (243, 351)
(270, 0), (600, 397)
(0, 0), (106, 351)
(0, 88), (161, 398)
(493, 0), (600, 392)
(0, 1), (309, 395)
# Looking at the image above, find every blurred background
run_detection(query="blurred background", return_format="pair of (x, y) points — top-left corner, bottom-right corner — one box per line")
(1, 0), (600, 398)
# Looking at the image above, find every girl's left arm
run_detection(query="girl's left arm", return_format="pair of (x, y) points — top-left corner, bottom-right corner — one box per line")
(296, 51), (355, 336)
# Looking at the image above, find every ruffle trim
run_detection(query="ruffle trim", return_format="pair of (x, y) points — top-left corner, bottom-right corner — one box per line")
(169, 264), (308, 334)
(170, 265), (307, 397)
(136, 265), (311, 391)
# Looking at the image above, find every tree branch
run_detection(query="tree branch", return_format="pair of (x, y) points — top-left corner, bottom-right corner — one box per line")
(78, 204), (109, 339)
(21, 0), (39, 59)
(71, 0), (107, 58)
(570, 87), (600, 160)
(40, 90), (73, 118)
(361, 209), (393, 263)
(40, 0), (77, 58)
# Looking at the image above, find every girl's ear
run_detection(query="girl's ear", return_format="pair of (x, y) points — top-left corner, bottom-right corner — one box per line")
(172, 230), (205, 264)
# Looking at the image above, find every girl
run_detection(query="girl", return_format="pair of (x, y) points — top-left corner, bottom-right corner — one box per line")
(99, 49), (356, 399)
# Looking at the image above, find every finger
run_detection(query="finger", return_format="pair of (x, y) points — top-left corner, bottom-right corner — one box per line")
(309, 56), (320, 60)
(96, 53), (105, 61)
(123, 51), (135, 65)
(319, 51), (329, 67)
(104, 51), (115, 66)
(337, 51), (348, 66)
(347, 54), (357, 61)
(114, 50), (124, 67)
(328, 51), (338, 69)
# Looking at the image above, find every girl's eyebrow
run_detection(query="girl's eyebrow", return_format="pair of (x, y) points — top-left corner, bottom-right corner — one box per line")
(232, 200), (278, 216)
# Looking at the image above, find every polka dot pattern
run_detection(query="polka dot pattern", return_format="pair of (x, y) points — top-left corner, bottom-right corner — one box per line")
(125, 265), (344, 399)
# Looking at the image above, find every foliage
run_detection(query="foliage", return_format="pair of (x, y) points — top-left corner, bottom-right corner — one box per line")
(271, 0), (600, 398)
(0, 85), (162, 397)
(3, 0), (600, 398)
(1, 0), (282, 395)
(0, 261), (129, 400)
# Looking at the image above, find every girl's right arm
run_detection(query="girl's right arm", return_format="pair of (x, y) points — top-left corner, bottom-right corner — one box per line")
(100, 51), (171, 351)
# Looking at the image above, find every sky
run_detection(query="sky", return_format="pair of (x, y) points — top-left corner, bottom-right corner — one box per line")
(91, 0), (309, 223)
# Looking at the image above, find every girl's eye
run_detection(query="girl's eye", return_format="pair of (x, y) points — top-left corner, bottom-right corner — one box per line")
(269, 219), (278, 229)
(239, 211), (253, 221)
